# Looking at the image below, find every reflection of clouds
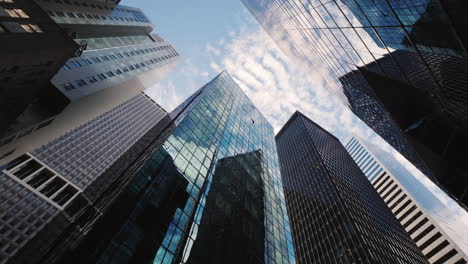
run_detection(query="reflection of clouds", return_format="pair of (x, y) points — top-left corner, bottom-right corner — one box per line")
(204, 18), (371, 141)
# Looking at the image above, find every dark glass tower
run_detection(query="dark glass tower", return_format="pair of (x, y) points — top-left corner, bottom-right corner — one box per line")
(275, 111), (429, 264)
(187, 150), (265, 263)
(0, 71), (295, 264)
(241, 0), (468, 205)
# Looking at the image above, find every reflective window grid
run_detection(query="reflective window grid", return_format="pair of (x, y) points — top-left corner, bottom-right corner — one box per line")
(345, 136), (468, 264)
(241, 0), (468, 203)
(92, 71), (296, 264)
(0, 72), (295, 264)
(276, 112), (429, 264)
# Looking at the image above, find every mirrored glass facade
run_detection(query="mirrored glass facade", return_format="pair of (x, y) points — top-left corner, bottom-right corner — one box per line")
(241, 0), (468, 206)
(0, 71), (295, 264)
(276, 111), (429, 264)
(345, 136), (468, 263)
(93, 71), (295, 264)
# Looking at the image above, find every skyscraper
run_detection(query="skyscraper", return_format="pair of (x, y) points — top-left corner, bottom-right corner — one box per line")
(275, 111), (429, 264)
(241, 0), (468, 205)
(0, 0), (180, 166)
(344, 136), (468, 264)
(33, 0), (180, 100)
(0, 91), (171, 264)
(0, 72), (295, 264)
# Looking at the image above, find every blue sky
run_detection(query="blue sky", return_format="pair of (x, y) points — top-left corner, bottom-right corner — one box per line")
(122, 0), (368, 141)
(117, 0), (468, 246)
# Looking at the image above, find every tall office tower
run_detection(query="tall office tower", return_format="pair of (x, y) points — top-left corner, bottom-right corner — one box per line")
(0, 0), (79, 143)
(0, 0), (180, 166)
(0, 92), (170, 264)
(275, 111), (429, 264)
(345, 136), (468, 264)
(241, 0), (468, 204)
(0, 71), (295, 264)
(32, 0), (180, 100)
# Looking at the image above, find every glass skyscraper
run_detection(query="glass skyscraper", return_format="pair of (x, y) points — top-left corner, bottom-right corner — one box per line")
(344, 136), (468, 264)
(241, 0), (468, 206)
(0, 71), (295, 264)
(275, 111), (429, 264)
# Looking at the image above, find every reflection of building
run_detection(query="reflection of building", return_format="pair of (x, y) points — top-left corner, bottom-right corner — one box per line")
(341, 0), (468, 60)
(0, 72), (296, 263)
(187, 151), (265, 264)
(0, 1), (180, 165)
(339, 70), (436, 182)
(242, 0), (468, 206)
(150, 71), (294, 264)
(341, 51), (468, 205)
(276, 112), (429, 264)
(345, 136), (468, 264)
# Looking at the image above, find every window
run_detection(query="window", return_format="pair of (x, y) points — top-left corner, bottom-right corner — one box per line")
(67, 12), (76, 18)
(81, 59), (92, 65)
(61, 64), (71, 71)
(106, 71), (115, 77)
(20, 24), (33, 33)
(115, 69), (123, 75)
(85, 76), (98, 83)
(4, 9), (18, 17)
(3, 154), (81, 209)
(70, 61), (81, 68)
(91, 57), (101, 63)
(15, 9), (29, 18)
(76, 13), (85, 18)
(62, 82), (75, 91)
(28, 24), (42, 32)
(97, 73), (107, 80)
(56, 11), (66, 17)
(123, 67), (129, 72)
(74, 79), (87, 87)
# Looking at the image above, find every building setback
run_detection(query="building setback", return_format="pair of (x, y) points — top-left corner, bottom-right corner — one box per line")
(0, 71), (295, 264)
(33, 0), (180, 100)
(0, 92), (170, 264)
(275, 111), (429, 264)
(241, 0), (468, 206)
(345, 136), (468, 264)
(0, 0), (180, 166)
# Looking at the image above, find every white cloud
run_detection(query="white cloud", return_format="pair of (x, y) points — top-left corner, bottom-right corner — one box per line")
(145, 80), (182, 111)
(205, 43), (221, 56)
(204, 20), (363, 141)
